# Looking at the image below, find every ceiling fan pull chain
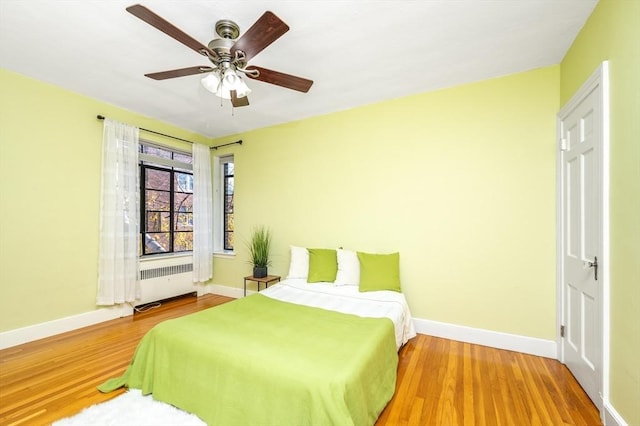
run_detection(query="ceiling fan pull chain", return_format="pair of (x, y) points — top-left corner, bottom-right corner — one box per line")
(217, 79), (224, 108)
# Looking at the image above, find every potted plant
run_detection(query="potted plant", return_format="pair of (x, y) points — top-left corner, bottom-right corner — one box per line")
(247, 225), (272, 278)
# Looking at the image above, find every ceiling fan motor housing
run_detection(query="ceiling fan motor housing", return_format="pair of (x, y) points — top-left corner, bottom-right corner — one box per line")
(207, 37), (246, 68)
(215, 19), (240, 40)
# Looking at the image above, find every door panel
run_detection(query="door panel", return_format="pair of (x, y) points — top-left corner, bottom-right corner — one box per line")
(583, 293), (597, 369)
(567, 155), (580, 258)
(567, 283), (580, 351)
(583, 146), (597, 258)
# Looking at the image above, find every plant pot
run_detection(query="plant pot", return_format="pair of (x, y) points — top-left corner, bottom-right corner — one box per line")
(253, 266), (267, 278)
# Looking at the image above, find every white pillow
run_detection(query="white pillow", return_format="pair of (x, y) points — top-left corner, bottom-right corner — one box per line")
(335, 249), (360, 286)
(287, 246), (309, 279)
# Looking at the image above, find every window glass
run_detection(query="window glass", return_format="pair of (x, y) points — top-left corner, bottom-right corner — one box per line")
(140, 143), (193, 256)
(173, 152), (193, 164)
(142, 145), (171, 159)
(223, 160), (234, 251)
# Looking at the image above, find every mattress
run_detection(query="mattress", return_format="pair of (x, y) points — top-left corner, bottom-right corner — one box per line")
(261, 278), (417, 349)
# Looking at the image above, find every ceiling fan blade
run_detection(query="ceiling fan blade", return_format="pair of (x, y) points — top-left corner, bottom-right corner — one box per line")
(126, 4), (217, 59)
(231, 11), (289, 62)
(145, 66), (214, 80)
(231, 91), (250, 107)
(245, 66), (313, 93)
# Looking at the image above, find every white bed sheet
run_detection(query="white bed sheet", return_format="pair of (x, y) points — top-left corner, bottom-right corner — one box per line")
(261, 278), (416, 349)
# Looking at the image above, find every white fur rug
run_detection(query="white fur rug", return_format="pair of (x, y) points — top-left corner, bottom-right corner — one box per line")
(52, 389), (205, 426)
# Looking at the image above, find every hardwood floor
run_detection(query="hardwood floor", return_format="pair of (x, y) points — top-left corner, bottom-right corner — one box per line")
(0, 294), (601, 426)
(376, 335), (601, 425)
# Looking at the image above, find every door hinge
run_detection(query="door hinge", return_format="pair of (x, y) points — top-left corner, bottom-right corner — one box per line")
(560, 325), (565, 338)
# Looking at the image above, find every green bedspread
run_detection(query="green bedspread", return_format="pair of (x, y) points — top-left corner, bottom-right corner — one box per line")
(99, 294), (398, 426)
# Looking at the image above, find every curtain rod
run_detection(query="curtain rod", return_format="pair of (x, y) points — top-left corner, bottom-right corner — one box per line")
(96, 115), (242, 150)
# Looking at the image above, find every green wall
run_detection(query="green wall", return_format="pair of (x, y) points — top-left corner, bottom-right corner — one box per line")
(0, 68), (208, 332)
(1, 64), (560, 342)
(560, 0), (640, 423)
(213, 65), (560, 340)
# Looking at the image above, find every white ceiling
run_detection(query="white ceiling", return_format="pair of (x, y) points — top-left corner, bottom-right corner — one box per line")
(0, 0), (597, 138)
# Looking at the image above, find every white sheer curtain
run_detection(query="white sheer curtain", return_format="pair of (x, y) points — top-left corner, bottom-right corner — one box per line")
(192, 143), (214, 283)
(97, 119), (140, 305)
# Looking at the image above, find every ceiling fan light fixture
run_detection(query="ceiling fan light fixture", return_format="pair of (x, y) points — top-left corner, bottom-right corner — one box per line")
(234, 76), (252, 98)
(213, 68), (251, 99)
(216, 76), (251, 99)
(222, 68), (239, 86)
(216, 87), (232, 99)
(201, 72), (220, 93)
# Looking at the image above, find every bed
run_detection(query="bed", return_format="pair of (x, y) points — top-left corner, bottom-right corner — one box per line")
(99, 276), (416, 426)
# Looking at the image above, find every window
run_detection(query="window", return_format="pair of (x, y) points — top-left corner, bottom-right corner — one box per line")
(223, 160), (235, 250)
(139, 143), (193, 256)
(214, 155), (235, 253)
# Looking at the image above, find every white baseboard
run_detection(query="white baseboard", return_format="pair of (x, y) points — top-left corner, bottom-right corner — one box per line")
(604, 401), (628, 426)
(413, 318), (558, 359)
(205, 283), (247, 299)
(0, 304), (133, 351)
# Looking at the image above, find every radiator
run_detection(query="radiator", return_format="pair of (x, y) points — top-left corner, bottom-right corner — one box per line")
(138, 259), (195, 306)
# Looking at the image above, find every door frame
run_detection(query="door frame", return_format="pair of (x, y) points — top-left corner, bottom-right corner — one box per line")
(556, 61), (610, 417)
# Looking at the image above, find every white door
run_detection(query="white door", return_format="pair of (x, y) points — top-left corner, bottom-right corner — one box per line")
(558, 63), (608, 413)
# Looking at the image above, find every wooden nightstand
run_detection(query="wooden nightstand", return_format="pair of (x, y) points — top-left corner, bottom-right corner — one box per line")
(243, 275), (281, 296)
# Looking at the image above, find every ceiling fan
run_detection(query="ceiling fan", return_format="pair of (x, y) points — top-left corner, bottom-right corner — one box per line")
(126, 4), (314, 107)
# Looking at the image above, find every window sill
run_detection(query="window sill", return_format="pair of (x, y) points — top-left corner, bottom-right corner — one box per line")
(140, 252), (192, 263)
(214, 251), (235, 259)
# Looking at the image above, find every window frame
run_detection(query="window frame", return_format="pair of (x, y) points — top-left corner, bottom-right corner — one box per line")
(214, 154), (235, 255)
(139, 141), (194, 257)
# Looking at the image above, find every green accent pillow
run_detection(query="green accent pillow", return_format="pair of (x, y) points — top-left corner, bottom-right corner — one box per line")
(357, 252), (401, 292)
(307, 248), (338, 283)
